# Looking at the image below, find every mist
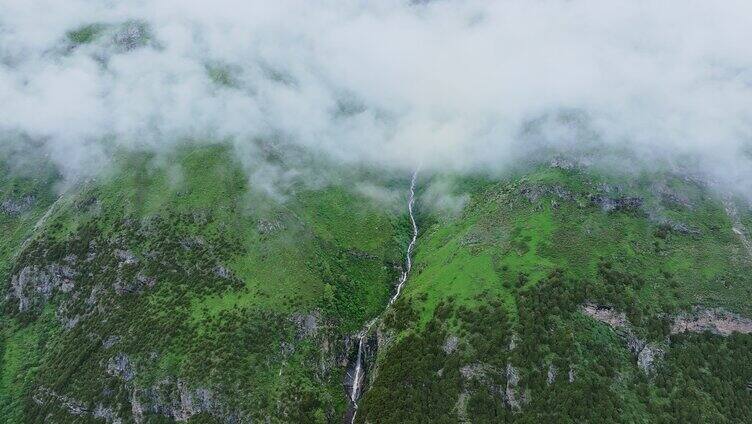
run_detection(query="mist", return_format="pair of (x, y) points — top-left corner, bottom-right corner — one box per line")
(2, 0), (752, 196)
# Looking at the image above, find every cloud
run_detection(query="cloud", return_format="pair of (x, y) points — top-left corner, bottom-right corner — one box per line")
(1, 0), (752, 195)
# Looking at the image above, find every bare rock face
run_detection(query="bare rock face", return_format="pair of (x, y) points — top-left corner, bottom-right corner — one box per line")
(113, 21), (150, 52)
(652, 183), (693, 210)
(455, 391), (470, 423)
(546, 364), (557, 385)
(504, 363), (528, 411)
(1, 194), (35, 216)
(9, 264), (77, 312)
(460, 363), (493, 381)
(723, 198), (752, 259)
(589, 194), (643, 213)
(519, 184), (574, 203)
(549, 156), (578, 170)
(657, 219), (701, 236)
(257, 219), (284, 235)
(290, 311), (320, 340)
(443, 335), (459, 355)
(130, 378), (228, 423)
(671, 308), (752, 336)
(581, 303), (629, 328)
(568, 366), (575, 383)
(586, 183), (644, 213)
(580, 303), (664, 374)
(34, 387), (123, 423)
(107, 353), (135, 382)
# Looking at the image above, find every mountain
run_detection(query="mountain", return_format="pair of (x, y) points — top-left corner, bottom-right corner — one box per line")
(2, 144), (752, 423)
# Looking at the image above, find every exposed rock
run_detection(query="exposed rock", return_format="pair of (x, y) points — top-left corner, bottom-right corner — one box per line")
(504, 363), (526, 411)
(520, 184), (573, 203)
(443, 335), (459, 355)
(114, 271), (156, 295)
(257, 219), (284, 235)
(33, 387), (125, 422)
(581, 303), (629, 328)
(546, 364), (557, 385)
(1, 194), (35, 216)
(107, 353), (135, 382)
(568, 366), (575, 383)
(637, 344), (664, 375)
(114, 249), (139, 265)
(580, 303), (664, 374)
(508, 333), (518, 351)
(459, 363), (495, 382)
(113, 21), (150, 52)
(290, 311), (320, 340)
(102, 335), (121, 349)
(723, 198), (752, 259)
(213, 265), (232, 279)
(131, 378), (227, 423)
(589, 194), (643, 213)
(455, 391), (470, 423)
(9, 264), (77, 312)
(93, 403), (121, 423)
(671, 307), (752, 336)
(653, 183), (693, 209)
(549, 156), (577, 170)
(658, 219), (701, 236)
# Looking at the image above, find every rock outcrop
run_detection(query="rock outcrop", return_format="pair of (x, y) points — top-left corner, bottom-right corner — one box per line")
(1, 194), (35, 216)
(9, 264), (77, 312)
(671, 307), (752, 336)
(580, 303), (664, 374)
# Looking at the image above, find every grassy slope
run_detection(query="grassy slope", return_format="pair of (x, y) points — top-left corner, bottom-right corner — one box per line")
(4, 150), (752, 423)
(360, 165), (752, 423)
(407, 166), (751, 321)
(0, 144), (409, 422)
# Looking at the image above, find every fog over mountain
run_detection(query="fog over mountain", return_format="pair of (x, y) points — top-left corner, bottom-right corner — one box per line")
(2, 0), (752, 194)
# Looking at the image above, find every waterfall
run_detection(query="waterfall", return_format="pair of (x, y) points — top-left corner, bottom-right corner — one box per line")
(346, 171), (419, 423)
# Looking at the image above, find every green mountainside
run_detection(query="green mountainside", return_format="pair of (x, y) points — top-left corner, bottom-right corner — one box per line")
(2, 144), (752, 423)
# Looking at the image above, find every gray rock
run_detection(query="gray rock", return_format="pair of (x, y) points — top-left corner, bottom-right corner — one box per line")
(637, 344), (664, 374)
(290, 311), (320, 340)
(589, 194), (643, 213)
(1, 195), (35, 216)
(131, 378), (226, 423)
(257, 219), (284, 235)
(546, 364), (557, 385)
(10, 264), (77, 312)
(581, 303), (664, 375)
(443, 335), (459, 355)
(504, 363), (526, 411)
(672, 307), (752, 336)
(107, 353), (135, 382)
(102, 335), (121, 349)
(113, 21), (150, 52)
(114, 249), (138, 266)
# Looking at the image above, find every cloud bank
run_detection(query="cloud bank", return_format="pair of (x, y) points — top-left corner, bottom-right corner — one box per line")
(2, 0), (752, 193)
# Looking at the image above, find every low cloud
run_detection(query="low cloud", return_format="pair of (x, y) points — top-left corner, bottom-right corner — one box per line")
(2, 0), (752, 196)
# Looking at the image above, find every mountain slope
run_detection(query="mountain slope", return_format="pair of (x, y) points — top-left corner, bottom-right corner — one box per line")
(2, 147), (752, 423)
(360, 164), (752, 423)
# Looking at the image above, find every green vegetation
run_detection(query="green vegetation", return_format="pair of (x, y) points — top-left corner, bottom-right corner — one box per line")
(2, 148), (752, 423)
(361, 165), (752, 423)
(66, 24), (107, 45)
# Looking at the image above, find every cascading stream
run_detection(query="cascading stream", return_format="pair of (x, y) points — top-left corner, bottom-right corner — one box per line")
(346, 171), (419, 423)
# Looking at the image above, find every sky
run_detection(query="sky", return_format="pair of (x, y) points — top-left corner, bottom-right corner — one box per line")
(1, 0), (752, 194)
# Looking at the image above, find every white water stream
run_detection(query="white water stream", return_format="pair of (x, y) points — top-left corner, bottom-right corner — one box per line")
(347, 171), (419, 423)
